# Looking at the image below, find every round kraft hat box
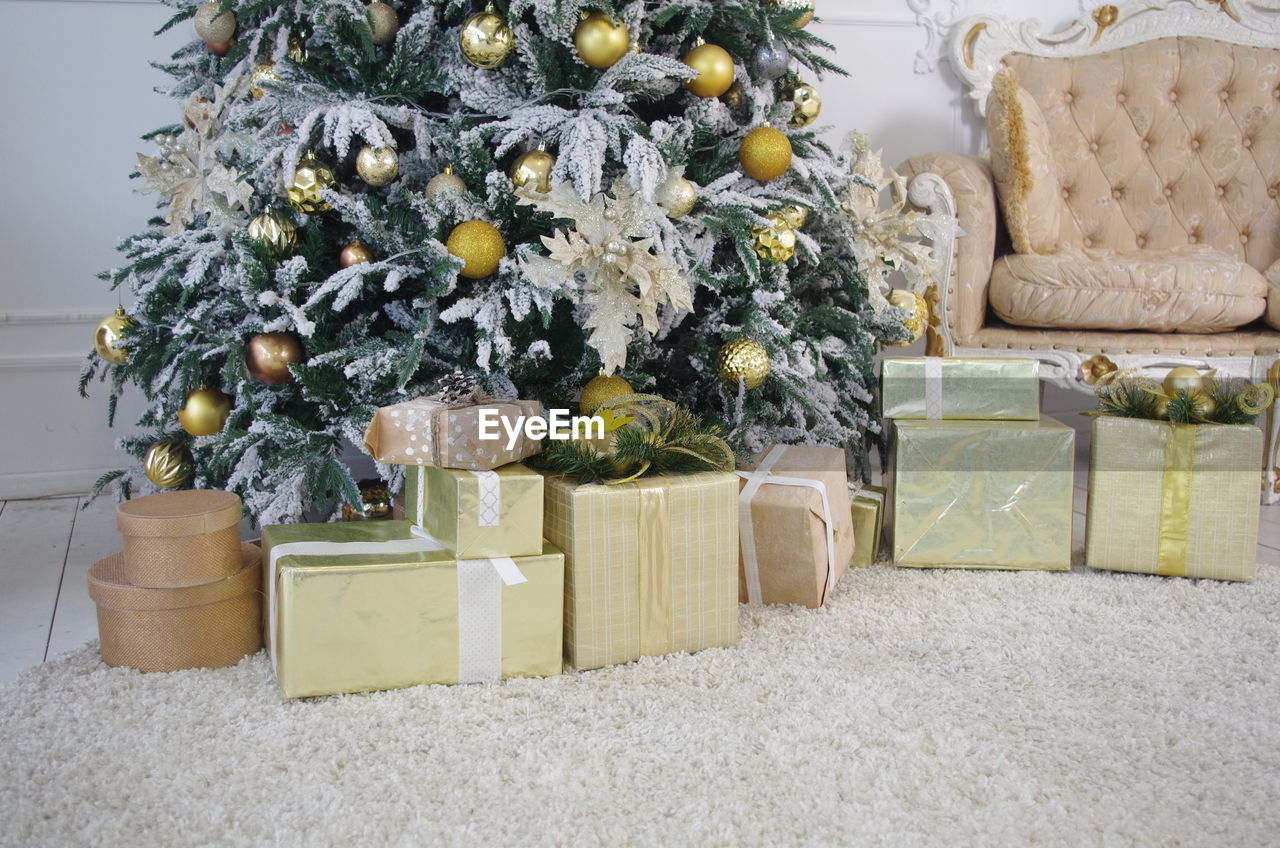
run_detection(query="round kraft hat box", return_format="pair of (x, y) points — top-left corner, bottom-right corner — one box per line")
(116, 489), (243, 587)
(88, 543), (263, 672)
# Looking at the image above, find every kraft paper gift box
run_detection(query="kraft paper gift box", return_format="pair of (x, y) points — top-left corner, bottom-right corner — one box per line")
(364, 393), (543, 470)
(542, 471), (740, 671)
(261, 520), (564, 698)
(890, 415), (1074, 570)
(881, 357), (1040, 421)
(405, 463), (543, 559)
(849, 483), (887, 568)
(736, 445), (855, 607)
(1085, 416), (1261, 581)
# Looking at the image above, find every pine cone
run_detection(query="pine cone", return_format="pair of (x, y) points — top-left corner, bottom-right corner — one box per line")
(437, 371), (481, 405)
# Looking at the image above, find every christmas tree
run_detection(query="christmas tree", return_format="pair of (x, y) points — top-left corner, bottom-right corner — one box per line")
(83, 0), (916, 524)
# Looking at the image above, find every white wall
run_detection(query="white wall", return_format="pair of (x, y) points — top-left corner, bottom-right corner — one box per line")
(0, 0), (1087, 498)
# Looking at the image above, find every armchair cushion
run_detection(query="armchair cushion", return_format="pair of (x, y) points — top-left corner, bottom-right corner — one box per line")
(986, 68), (1066, 255)
(989, 245), (1267, 333)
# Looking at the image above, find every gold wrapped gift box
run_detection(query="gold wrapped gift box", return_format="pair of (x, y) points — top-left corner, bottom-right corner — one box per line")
(405, 463), (543, 559)
(261, 521), (563, 698)
(1085, 417), (1261, 581)
(542, 471), (740, 670)
(890, 415), (1074, 570)
(364, 393), (543, 470)
(849, 484), (886, 568)
(882, 357), (1040, 421)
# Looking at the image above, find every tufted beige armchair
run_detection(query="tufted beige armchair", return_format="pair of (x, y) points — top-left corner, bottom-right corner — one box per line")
(899, 0), (1280, 500)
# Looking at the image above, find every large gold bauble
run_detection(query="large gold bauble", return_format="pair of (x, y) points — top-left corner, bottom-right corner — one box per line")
(683, 43), (735, 99)
(144, 441), (195, 489)
(658, 175), (698, 218)
(786, 78), (822, 128)
(287, 152), (336, 213)
(751, 213), (797, 263)
(739, 125), (793, 182)
(446, 220), (506, 279)
(178, 387), (232, 437)
(1163, 366), (1214, 397)
(247, 210), (297, 258)
(94, 307), (134, 365)
(510, 145), (555, 193)
(769, 0), (816, 28)
(366, 2), (400, 46)
(574, 12), (630, 70)
(885, 289), (929, 346)
(342, 478), (394, 521)
(250, 62), (278, 100)
(356, 145), (399, 187)
(193, 2), (236, 43)
(579, 374), (634, 415)
(459, 6), (516, 69)
(717, 338), (770, 391)
(340, 239), (374, 267)
(245, 332), (303, 385)
(426, 164), (467, 198)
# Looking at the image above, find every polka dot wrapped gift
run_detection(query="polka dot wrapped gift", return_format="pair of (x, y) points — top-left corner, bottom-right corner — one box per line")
(363, 391), (544, 471)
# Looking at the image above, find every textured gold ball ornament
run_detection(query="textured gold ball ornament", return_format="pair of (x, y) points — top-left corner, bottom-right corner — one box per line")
(658, 175), (698, 219)
(178, 387), (232, 437)
(144, 441), (195, 489)
(340, 239), (374, 267)
(574, 12), (631, 70)
(247, 210), (297, 258)
(342, 478), (394, 521)
(426, 164), (466, 198)
(245, 332), (304, 385)
(250, 62), (279, 100)
(683, 41), (735, 99)
(366, 2), (400, 46)
(769, 0), (816, 28)
(751, 213), (797, 263)
(446, 220), (506, 279)
(717, 338), (770, 391)
(786, 77), (822, 128)
(510, 144), (555, 193)
(885, 289), (929, 346)
(1163, 366), (1214, 397)
(288, 36), (308, 64)
(287, 152), (336, 213)
(779, 204), (809, 230)
(356, 146), (399, 187)
(94, 307), (135, 365)
(459, 4), (516, 70)
(579, 374), (634, 415)
(739, 124), (793, 182)
(193, 2), (236, 43)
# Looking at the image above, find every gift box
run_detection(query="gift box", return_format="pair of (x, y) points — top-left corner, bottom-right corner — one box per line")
(849, 483), (887, 568)
(115, 490), (244, 588)
(405, 463), (543, 559)
(737, 445), (855, 607)
(1085, 416), (1260, 581)
(364, 392), (543, 470)
(261, 520), (564, 698)
(881, 356), (1040, 421)
(890, 415), (1074, 570)
(542, 471), (739, 670)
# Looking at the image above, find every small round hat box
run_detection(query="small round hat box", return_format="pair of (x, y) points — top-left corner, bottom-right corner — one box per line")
(116, 490), (243, 587)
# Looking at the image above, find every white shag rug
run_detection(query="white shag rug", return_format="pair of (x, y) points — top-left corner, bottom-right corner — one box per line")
(3, 562), (1279, 848)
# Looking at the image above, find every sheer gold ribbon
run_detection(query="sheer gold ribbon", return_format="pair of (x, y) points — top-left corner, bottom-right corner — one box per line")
(635, 478), (673, 657)
(1156, 424), (1196, 577)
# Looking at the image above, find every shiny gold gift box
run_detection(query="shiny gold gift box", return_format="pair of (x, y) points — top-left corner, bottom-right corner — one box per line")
(405, 463), (543, 559)
(261, 521), (564, 698)
(882, 357), (1040, 420)
(542, 471), (740, 670)
(364, 394), (543, 470)
(1085, 417), (1260, 581)
(849, 484), (887, 568)
(890, 415), (1074, 570)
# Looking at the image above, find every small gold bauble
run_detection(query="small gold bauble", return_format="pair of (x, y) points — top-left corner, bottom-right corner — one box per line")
(94, 307), (135, 365)
(287, 152), (336, 213)
(577, 429), (638, 476)
(1153, 394), (1170, 419)
(769, 0), (816, 28)
(446, 220), (506, 279)
(779, 204), (809, 230)
(144, 441), (195, 489)
(250, 61), (278, 100)
(340, 239), (374, 267)
(356, 145), (399, 187)
(1190, 391), (1217, 419)
(193, 2), (236, 43)
(247, 210), (297, 258)
(574, 12), (631, 70)
(721, 83), (745, 112)
(366, 2), (400, 46)
(658, 175), (698, 219)
(579, 374), (634, 415)
(885, 289), (929, 346)
(288, 36), (308, 64)
(342, 478), (394, 521)
(1163, 366), (1214, 397)
(426, 164), (467, 198)
(786, 78), (822, 128)
(245, 332), (303, 385)
(717, 338), (770, 391)
(751, 213), (797, 263)
(739, 125), (793, 182)
(178, 387), (232, 437)
(683, 42), (735, 99)
(459, 6), (516, 69)
(510, 145), (555, 193)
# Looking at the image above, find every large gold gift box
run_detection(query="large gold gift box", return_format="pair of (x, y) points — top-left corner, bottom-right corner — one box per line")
(849, 484), (887, 568)
(261, 521), (564, 698)
(882, 357), (1040, 420)
(405, 463), (542, 559)
(737, 445), (855, 607)
(542, 471), (740, 670)
(1085, 417), (1261, 581)
(890, 415), (1074, 570)
(364, 393), (543, 470)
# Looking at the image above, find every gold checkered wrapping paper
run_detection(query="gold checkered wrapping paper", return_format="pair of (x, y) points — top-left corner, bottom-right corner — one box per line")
(542, 472), (740, 671)
(1085, 416), (1261, 581)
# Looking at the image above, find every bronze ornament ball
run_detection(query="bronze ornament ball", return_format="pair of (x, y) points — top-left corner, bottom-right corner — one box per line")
(246, 332), (304, 385)
(340, 239), (374, 267)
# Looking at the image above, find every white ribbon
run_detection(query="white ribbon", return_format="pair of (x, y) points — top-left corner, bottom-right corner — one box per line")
(470, 470), (501, 527)
(736, 445), (838, 606)
(923, 356), (944, 420)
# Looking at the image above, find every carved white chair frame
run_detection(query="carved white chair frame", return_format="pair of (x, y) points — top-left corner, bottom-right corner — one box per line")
(906, 0), (1280, 502)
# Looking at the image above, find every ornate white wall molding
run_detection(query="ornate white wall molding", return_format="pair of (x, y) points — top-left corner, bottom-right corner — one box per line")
(908, 0), (965, 73)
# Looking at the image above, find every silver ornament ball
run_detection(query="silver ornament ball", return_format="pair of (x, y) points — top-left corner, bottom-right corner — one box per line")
(752, 41), (792, 80)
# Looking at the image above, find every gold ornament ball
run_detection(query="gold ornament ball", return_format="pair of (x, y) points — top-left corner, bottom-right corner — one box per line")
(94, 307), (135, 365)
(446, 220), (506, 279)
(193, 2), (236, 43)
(786, 78), (822, 128)
(779, 204), (809, 230)
(247, 210), (297, 258)
(579, 374), (634, 415)
(658, 175), (698, 219)
(356, 145), (399, 187)
(144, 441), (195, 490)
(178, 387), (232, 437)
(340, 239), (374, 267)
(574, 12), (631, 70)
(459, 7), (516, 69)
(343, 478), (394, 521)
(751, 213), (797, 263)
(250, 62), (278, 100)
(739, 125), (793, 182)
(769, 0), (816, 28)
(1153, 394), (1171, 419)
(366, 2), (400, 46)
(287, 152), (336, 213)
(577, 429), (638, 477)
(288, 36), (308, 64)
(426, 164), (466, 198)
(510, 146), (555, 193)
(1190, 391), (1217, 419)
(1163, 366), (1212, 397)
(721, 83), (745, 112)
(717, 338), (770, 391)
(885, 289), (929, 346)
(245, 332), (304, 385)
(683, 43), (735, 99)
